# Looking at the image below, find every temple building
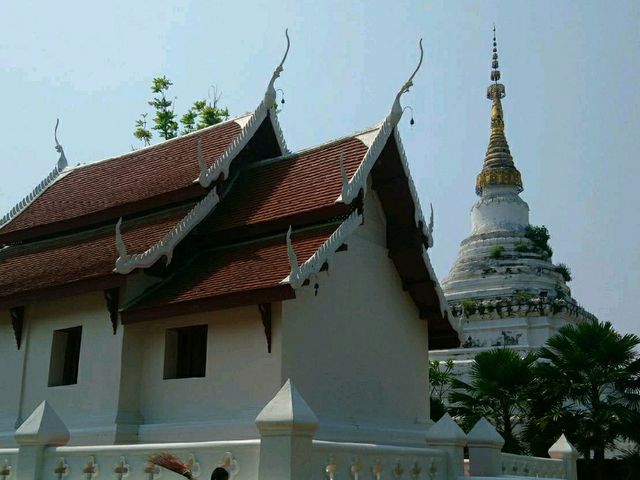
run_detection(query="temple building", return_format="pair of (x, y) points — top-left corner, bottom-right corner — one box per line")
(0, 34), (461, 450)
(430, 30), (597, 375)
(0, 33), (582, 480)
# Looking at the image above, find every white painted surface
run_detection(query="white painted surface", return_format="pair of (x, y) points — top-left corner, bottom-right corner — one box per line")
(471, 185), (529, 235)
(280, 192), (431, 446)
(7, 293), (123, 446)
(0, 313), (24, 444)
(132, 306), (282, 443)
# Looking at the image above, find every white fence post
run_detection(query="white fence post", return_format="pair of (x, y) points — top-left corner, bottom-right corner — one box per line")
(255, 379), (319, 480)
(466, 417), (504, 477)
(548, 434), (578, 480)
(14, 401), (70, 480)
(425, 413), (467, 480)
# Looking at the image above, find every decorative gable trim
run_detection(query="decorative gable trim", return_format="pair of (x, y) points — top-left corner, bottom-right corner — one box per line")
(114, 31), (292, 274)
(0, 120), (69, 230)
(198, 30), (291, 188)
(114, 186), (220, 274)
(337, 40), (434, 246)
(284, 209), (363, 289)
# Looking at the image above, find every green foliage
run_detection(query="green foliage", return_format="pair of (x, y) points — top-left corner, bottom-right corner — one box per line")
(181, 97), (229, 135)
(514, 290), (532, 304)
(133, 113), (152, 147)
(461, 299), (478, 317)
(430, 397), (447, 423)
(134, 77), (230, 145)
(490, 245), (505, 259)
(446, 321), (640, 470)
(514, 241), (530, 253)
(554, 284), (566, 300)
(449, 348), (536, 453)
(555, 263), (572, 282)
(148, 75), (178, 141)
(429, 360), (455, 422)
(525, 225), (553, 258)
(528, 321), (640, 478)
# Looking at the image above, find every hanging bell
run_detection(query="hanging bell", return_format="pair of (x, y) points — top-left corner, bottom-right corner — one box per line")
(410, 117), (415, 126)
(314, 283), (319, 296)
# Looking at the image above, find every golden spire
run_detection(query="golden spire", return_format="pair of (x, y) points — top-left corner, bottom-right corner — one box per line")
(476, 26), (523, 196)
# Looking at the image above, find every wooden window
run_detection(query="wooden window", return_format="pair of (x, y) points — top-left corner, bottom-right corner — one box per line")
(48, 326), (82, 386)
(164, 325), (208, 379)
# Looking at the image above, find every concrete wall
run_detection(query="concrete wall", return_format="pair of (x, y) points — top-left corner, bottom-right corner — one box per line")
(279, 191), (430, 447)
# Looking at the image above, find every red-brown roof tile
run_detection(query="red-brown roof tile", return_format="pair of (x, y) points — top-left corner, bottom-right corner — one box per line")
(123, 225), (336, 320)
(206, 135), (369, 234)
(0, 207), (191, 306)
(0, 120), (242, 239)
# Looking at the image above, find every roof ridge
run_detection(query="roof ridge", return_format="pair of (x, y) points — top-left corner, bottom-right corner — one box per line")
(65, 112), (253, 173)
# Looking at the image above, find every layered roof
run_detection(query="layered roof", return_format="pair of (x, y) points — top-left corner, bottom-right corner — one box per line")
(0, 206), (191, 309)
(0, 119), (242, 242)
(0, 37), (460, 348)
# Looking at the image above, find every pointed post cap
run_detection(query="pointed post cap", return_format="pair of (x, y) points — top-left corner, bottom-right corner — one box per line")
(467, 417), (504, 448)
(14, 401), (70, 446)
(255, 379), (319, 436)
(548, 434), (578, 460)
(425, 413), (467, 446)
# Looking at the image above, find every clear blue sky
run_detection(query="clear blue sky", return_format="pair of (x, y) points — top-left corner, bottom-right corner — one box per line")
(1, 1), (638, 334)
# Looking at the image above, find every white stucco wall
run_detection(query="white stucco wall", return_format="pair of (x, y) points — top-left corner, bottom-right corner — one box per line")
(279, 191), (431, 447)
(0, 312), (25, 446)
(1, 293), (124, 446)
(131, 306), (282, 443)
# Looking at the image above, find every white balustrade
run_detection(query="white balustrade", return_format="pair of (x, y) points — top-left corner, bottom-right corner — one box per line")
(312, 441), (447, 480)
(501, 452), (566, 479)
(42, 441), (258, 480)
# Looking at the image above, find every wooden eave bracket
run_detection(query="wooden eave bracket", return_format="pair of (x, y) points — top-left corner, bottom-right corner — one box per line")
(258, 303), (272, 353)
(10, 306), (24, 350)
(104, 288), (120, 334)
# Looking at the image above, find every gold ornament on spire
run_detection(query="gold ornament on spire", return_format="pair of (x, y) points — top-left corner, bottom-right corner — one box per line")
(476, 26), (523, 196)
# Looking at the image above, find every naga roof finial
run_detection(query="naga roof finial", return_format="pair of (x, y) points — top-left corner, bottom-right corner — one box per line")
(114, 218), (129, 264)
(390, 38), (424, 124)
(265, 29), (290, 108)
(54, 118), (68, 170)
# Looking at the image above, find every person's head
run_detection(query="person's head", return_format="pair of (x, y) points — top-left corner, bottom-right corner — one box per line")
(211, 467), (229, 480)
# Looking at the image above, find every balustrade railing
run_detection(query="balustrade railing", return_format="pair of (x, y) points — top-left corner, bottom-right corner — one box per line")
(312, 440), (448, 480)
(0, 449), (18, 480)
(41, 440), (259, 480)
(500, 452), (566, 479)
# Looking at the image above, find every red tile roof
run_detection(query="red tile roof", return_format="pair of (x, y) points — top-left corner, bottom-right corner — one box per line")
(205, 135), (369, 234)
(0, 207), (191, 307)
(0, 120), (242, 240)
(122, 225), (336, 322)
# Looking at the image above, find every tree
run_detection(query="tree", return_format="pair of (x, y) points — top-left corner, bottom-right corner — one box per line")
(531, 320), (640, 480)
(449, 348), (536, 453)
(134, 77), (230, 146)
(429, 359), (454, 421)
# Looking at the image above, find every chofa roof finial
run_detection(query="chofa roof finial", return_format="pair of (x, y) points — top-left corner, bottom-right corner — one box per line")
(114, 218), (130, 265)
(54, 118), (68, 170)
(391, 38), (424, 124)
(265, 29), (291, 108)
